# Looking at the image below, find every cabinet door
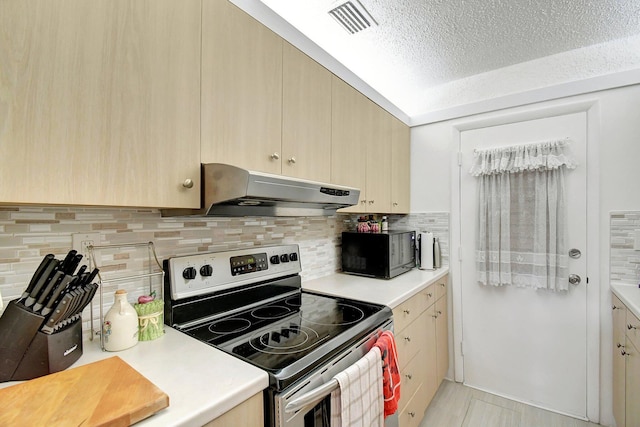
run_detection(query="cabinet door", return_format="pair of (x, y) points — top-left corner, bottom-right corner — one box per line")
(435, 296), (449, 386)
(332, 77), (368, 212)
(0, 0), (201, 208)
(391, 116), (411, 214)
(612, 295), (626, 427)
(282, 42), (331, 182)
(201, 0), (282, 174)
(627, 339), (640, 426)
(365, 104), (392, 213)
(204, 392), (263, 427)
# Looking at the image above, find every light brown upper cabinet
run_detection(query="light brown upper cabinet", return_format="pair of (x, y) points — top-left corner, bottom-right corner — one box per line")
(282, 42), (332, 182)
(332, 76), (409, 214)
(0, 0), (201, 208)
(365, 105), (392, 213)
(391, 116), (411, 213)
(202, 1), (332, 182)
(331, 77), (370, 212)
(201, 0), (283, 175)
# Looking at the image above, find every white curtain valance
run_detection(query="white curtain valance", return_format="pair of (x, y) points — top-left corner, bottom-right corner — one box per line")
(469, 139), (577, 177)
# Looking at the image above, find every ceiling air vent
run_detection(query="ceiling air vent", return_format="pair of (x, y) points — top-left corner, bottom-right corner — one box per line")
(329, 1), (378, 34)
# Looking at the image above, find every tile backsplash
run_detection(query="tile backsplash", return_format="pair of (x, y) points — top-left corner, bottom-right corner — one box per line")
(610, 211), (640, 284)
(0, 206), (449, 338)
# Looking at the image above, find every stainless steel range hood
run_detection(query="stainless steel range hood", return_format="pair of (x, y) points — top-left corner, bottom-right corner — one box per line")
(161, 163), (360, 217)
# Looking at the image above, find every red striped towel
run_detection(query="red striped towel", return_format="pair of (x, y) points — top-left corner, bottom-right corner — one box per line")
(373, 330), (401, 418)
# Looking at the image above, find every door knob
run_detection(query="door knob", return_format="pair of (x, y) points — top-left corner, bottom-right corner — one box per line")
(568, 274), (581, 285)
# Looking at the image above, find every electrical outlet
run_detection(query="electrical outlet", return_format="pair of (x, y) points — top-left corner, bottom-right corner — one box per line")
(72, 232), (101, 260)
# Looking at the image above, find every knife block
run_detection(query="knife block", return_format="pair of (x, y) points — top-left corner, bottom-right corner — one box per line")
(0, 300), (83, 382)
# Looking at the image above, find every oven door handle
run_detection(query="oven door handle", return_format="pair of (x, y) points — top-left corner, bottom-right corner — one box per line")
(284, 378), (339, 414)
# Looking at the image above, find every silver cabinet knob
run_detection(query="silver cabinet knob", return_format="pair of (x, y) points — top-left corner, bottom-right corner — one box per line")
(568, 274), (581, 285)
(403, 309), (410, 315)
(405, 373), (413, 380)
(404, 336), (411, 342)
(408, 412), (416, 418)
(182, 179), (194, 189)
(393, 202), (398, 206)
(368, 200), (374, 204)
(628, 324), (638, 330)
(617, 343), (625, 348)
(361, 200), (367, 205)
(288, 157), (296, 164)
(270, 152), (280, 160)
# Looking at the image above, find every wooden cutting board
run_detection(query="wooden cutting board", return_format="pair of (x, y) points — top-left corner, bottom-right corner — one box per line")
(0, 356), (169, 426)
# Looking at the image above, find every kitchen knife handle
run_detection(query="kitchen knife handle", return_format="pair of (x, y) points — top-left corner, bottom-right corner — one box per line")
(58, 250), (77, 274)
(40, 274), (74, 315)
(33, 271), (64, 311)
(19, 254), (55, 301)
(24, 259), (60, 307)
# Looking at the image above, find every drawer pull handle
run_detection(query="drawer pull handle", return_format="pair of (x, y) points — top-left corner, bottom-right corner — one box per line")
(408, 412), (416, 418)
(405, 373), (413, 380)
(622, 350), (629, 356)
(404, 336), (411, 342)
(613, 305), (621, 310)
(618, 343), (625, 348)
(628, 324), (638, 330)
(403, 309), (410, 315)
(427, 293), (433, 298)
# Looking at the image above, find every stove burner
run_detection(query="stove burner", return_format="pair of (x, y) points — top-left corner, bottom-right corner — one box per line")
(284, 295), (318, 307)
(248, 325), (323, 355)
(208, 318), (251, 335)
(251, 305), (292, 320)
(300, 303), (365, 326)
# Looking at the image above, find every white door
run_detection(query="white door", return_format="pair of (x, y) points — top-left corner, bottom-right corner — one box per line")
(459, 111), (588, 418)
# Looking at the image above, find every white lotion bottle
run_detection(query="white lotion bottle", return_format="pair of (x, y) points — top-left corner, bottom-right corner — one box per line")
(103, 289), (139, 351)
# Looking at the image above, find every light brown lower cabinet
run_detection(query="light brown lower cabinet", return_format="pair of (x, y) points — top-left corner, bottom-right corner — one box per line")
(203, 392), (263, 427)
(393, 275), (448, 426)
(612, 293), (640, 427)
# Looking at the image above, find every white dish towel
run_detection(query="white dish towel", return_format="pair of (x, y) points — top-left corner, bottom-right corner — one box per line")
(330, 346), (383, 427)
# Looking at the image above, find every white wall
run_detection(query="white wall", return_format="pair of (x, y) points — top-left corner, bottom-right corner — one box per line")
(410, 83), (640, 426)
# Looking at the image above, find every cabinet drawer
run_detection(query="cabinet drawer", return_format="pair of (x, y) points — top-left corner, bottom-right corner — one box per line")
(396, 308), (431, 372)
(435, 275), (448, 301)
(394, 294), (425, 334)
(397, 350), (426, 413)
(627, 309), (640, 350)
(398, 384), (427, 427)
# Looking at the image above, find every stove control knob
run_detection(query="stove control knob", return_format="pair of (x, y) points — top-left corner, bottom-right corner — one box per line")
(270, 255), (280, 265)
(271, 331), (281, 343)
(182, 267), (197, 280)
(280, 254), (289, 263)
(289, 253), (298, 262)
(200, 264), (213, 277)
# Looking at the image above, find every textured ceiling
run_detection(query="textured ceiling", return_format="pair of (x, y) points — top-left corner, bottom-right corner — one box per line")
(258, 0), (640, 118)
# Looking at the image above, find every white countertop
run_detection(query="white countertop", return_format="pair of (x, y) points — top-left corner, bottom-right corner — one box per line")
(303, 267), (449, 308)
(0, 327), (269, 427)
(611, 283), (640, 320)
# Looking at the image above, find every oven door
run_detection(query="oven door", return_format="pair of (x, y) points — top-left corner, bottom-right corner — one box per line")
(275, 319), (398, 427)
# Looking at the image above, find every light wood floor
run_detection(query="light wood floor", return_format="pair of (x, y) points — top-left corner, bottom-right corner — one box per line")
(419, 380), (603, 427)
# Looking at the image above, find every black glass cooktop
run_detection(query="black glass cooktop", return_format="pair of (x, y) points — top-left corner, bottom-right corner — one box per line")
(181, 290), (387, 375)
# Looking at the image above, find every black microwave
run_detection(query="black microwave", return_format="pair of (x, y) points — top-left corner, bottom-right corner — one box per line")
(341, 230), (416, 279)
